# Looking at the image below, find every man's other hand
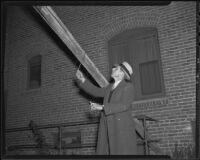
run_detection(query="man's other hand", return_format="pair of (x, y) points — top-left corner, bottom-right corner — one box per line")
(76, 70), (85, 83)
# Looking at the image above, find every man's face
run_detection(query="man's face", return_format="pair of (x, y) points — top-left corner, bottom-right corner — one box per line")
(111, 65), (124, 80)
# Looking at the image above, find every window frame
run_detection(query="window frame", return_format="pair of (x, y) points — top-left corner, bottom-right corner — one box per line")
(108, 27), (165, 100)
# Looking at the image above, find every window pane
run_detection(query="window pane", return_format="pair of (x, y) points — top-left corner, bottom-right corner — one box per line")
(30, 65), (41, 82)
(139, 60), (161, 95)
(29, 55), (41, 88)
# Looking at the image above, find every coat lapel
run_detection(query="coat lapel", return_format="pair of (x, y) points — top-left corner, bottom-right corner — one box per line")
(105, 80), (126, 103)
(104, 84), (112, 103)
(112, 80), (126, 94)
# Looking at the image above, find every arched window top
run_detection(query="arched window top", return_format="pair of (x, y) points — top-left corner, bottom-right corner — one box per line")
(29, 55), (42, 64)
(109, 27), (158, 46)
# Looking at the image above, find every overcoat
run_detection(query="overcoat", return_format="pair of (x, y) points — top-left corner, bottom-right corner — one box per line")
(77, 78), (137, 155)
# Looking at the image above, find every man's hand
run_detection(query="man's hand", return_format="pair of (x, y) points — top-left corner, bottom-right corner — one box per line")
(90, 102), (104, 111)
(76, 70), (85, 83)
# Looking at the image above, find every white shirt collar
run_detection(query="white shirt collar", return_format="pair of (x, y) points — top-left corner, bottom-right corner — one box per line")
(112, 80), (121, 90)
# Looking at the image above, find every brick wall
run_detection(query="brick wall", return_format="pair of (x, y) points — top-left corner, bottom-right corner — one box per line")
(4, 1), (196, 156)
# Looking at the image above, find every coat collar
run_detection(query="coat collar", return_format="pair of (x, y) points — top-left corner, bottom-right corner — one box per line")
(110, 79), (126, 92)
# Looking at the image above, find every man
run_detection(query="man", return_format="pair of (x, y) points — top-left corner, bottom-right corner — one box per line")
(75, 61), (137, 155)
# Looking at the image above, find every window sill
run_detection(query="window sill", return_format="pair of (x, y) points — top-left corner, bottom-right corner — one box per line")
(21, 87), (42, 96)
(132, 97), (168, 109)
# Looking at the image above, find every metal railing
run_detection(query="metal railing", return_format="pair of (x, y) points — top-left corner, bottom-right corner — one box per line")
(6, 116), (161, 155)
(6, 118), (100, 154)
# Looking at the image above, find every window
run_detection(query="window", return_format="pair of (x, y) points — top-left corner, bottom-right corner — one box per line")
(108, 27), (165, 100)
(139, 60), (162, 95)
(28, 55), (42, 89)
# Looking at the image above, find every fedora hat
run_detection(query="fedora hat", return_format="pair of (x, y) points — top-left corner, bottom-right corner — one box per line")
(119, 61), (133, 80)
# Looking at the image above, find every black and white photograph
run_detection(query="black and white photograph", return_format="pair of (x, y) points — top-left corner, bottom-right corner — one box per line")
(1, 1), (199, 159)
